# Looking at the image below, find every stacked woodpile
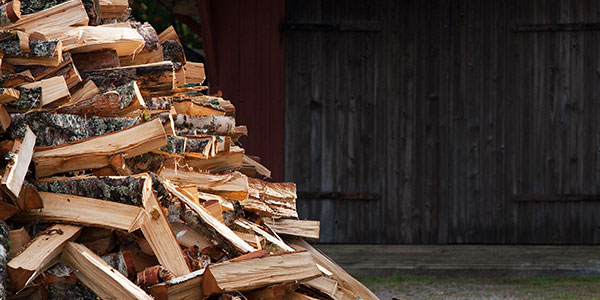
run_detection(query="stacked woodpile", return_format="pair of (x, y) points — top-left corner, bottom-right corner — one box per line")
(0, 0), (378, 299)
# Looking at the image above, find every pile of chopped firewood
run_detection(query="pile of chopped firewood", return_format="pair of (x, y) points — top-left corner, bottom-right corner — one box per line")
(0, 0), (378, 299)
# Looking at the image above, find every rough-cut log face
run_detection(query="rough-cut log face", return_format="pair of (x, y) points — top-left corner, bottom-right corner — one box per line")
(161, 40), (185, 67)
(0, 221), (9, 300)
(0, 39), (59, 57)
(36, 177), (146, 206)
(20, 0), (68, 14)
(5, 87), (41, 111)
(131, 22), (159, 50)
(7, 112), (139, 146)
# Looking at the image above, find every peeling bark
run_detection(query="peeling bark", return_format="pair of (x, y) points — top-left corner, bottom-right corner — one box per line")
(7, 112), (139, 146)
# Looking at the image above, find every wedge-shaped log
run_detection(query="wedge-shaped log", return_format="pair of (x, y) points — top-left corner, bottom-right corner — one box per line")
(267, 219), (320, 241)
(1, 126), (35, 199)
(0, 1), (21, 27)
(172, 98), (226, 116)
(183, 62), (205, 85)
(32, 118), (167, 177)
(59, 81), (144, 117)
(67, 80), (100, 105)
(8, 228), (30, 259)
(138, 175), (190, 276)
(82, 61), (174, 97)
(120, 48), (163, 67)
(61, 242), (153, 300)
(7, 224), (81, 290)
(98, 0), (128, 18)
(289, 239), (380, 300)
(55, 25), (145, 56)
(244, 178), (298, 218)
(0, 105), (9, 133)
(14, 192), (143, 231)
(234, 218), (294, 252)
(4, 0), (89, 37)
(185, 146), (244, 173)
(163, 180), (255, 253)
(149, 268), (205, 300)
(0, 201), (17, 221)
(20, 76), (70, 107)
(302, 276), (347, 300)
(169, 222), (213, 249)
(202, 252), (321, 295)
(0, 88), (19, 104)
(161, 169), (249, 201)
(2, 40), (63, 67)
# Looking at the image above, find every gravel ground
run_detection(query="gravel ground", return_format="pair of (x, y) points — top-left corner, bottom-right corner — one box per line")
(360, 275), (600, 300)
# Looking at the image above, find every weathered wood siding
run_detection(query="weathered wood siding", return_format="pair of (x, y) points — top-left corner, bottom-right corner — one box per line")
(285, 0), (600, 244)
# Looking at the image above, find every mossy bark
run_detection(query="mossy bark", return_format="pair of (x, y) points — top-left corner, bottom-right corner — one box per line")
(82, 61), (174, 95)
(131, 22), (159, 51)
(5, 87), (41, 111)
(112, 81), (137, 109)
(20, 0), (68, 14)
(47, 283), (98, 300)
(158, 136), (209, 155)
(161, 40), (185, 70)
(0, 39), (60, 57)
(144, 97), (172, 111)
(7, 112), (139, 146)
(0, 221), (9, 300)
(125, 152), (164, 174)
(181, 207), (240, 258)
(36, 177), (146, 206)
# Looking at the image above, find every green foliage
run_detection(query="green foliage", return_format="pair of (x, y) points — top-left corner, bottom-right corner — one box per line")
(131, 0), (203, 50)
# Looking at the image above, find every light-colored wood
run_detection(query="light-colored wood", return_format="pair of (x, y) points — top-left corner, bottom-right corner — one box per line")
(67, 80), (100, 105)
(158, 25), (180, 44)
(119, 48), (164, 66)
(169, 222), (213, 249)
(1, 126), (35, 199)
(14, 192), (143, 231)
(174, 67), (185, 87)
(109, 153), (133, 175)
(285, 291), (320, 300)
(0, 88), (19, 103)
(98, 0), (129, 18)
(303, 276), (342, 300)
(139, 175), (190, 276)
(0, 104), (10, 132)
(267, 219), (320, 240)
(149, 268), (205, 300)
(233, 230), (265, 247)
(183, 62), (205, 85)
(243, 154), (271, 178)
(172, 99), (226, 116)
(162, 179), (255, 253)
(48, 25), (145, 57)
(185, 146), (244, 173)
(160, 168), (249, 201)
(32, 118), (167, 177)
(61, 242), (154, 300)
(245, 178), (298, 218)
(8, 228), (30, 259)
(0, 69), (34, 87)
(20, 76), (70, 107)
(202, 251), (321, 295)
(244, 284), (290, 300)
(14, 184), (42, 210)
(7, 224), (82, 290)
(289, 240), (380, 300)
(5, 0), (88, 34)
(203, 200), (224, 222)
(234, 218), (294, 252)
(0, 1), (21, 27)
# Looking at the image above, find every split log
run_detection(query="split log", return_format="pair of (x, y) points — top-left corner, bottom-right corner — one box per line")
(98, 0), (128, 18)
(172, 114), (236, 136)
(1, 40), (62, 67)
(59, 81), (144, 117)
(170, 222), (213, 249)
(39, 60), (82, 89)
(82, 61), (175, 97)
(19, 76), (70, 108)
(243, 154), (271, 178)
(7, 228), (29, 260)
(0, 201), (18, 220)
(149, 268), (205, 300)
(234, 218), (294, 253)
(245, 178), (298, 219)
(13, 192), (144, 231)
(156, 136), (211, 157)
(163, 180), (255, 254)
(66, 79), (100, 105)
(0, 1), (21, 27)
(131, 22), (159, 51)
(160, 168), (249, 201)
(71, 49), (120, 72)
(61, 242), (154, 300)
(302, 276), (346, 300)
(5, 86), (42, 112)
(183, 62), (205, 85)
(5, 0), (89, 34)
(172, 98), (226, 116)
(82, 0), (101, 25)
(202, 252), (321, 295)
(119, 47), (163, 67)
(14, 183), (42, 210)
(52, 25), (145, 56)
(0, 221), (9, 300)
(32, 118), (167, 177)
(0, 88), (19, 104)
(138, 175), (190, 276)
(285, 291), (320, 300)
(76, 227), (115, 256)
(158, 25), (180, 44)
(0, 71), (34, 87)
(289, 239), (380, 300)
(7, 112), (139, 147)
(266, 219), (320, 241)
(7, 224), (82, 290)
(0, 105), (10, 133)
(244, 284), (293, 300)
(162, 39), (185, 66)
(185, 146), (244, 173)
(1, 126), (35, 199)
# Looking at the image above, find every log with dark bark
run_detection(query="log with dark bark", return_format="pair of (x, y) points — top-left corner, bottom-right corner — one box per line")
(161, 39), (185, 67)
(5, 87), (41, 111)
(0, 221), (9, 300)
(7, 112), (139, 146)
(81, 61), (175, 97)
(0, 72), (34, 88)
(81, 0), (100, 25)
(0, 1), (21, 27)
(71, 49), (120, 72)
(1, 39), (63, 67)
(131, 22), (159, 51)
(19, 0), (67, 15)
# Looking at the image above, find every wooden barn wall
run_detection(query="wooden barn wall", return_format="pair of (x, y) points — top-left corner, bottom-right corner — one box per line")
(285, 0), (600, 244)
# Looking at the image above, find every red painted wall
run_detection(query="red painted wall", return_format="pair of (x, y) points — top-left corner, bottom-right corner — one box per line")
(203, 0), (286, 181)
